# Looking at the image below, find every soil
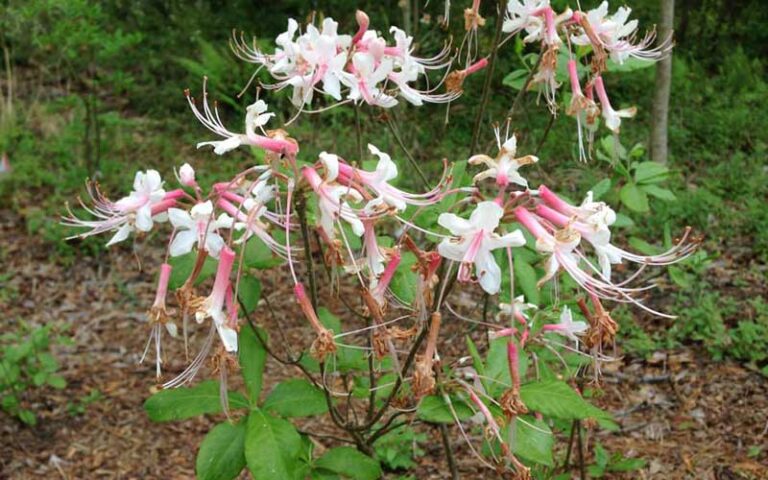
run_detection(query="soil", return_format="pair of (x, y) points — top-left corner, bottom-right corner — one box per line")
(1, 209), (766, 480)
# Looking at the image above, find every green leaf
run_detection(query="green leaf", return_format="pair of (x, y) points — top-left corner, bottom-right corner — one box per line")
(605, 57), (656, 72)
(315, 447), (382, 480)
(633, 161), (669, 184)
(168, 252), (217, 290)
(513, 254), (540, 305)
(641, 184), (677, 201)
(619, 182), (649, 212)
(609, 457), (647, 472)
(18, 409), (36, 426)
(417, 395), (474, 424)
(612, 213), (635, 228)
(47, 375), (67, 389)
(144, 381), (248, 422)
(237, 275), (262, 314)
(244, 237), (284, 269)
(502, 69), (529, 90)
(263, 379), (328, 417)
(590, 178), (613, 200)
(512, 416), (553, 467)
(465, 337), (487, 392)
(389, 252), (418, 305)
(196, 420), (247, 480)
(519, 380), (611, 420)
(239, 324), (268, 404)
(245, 409), (302, 479)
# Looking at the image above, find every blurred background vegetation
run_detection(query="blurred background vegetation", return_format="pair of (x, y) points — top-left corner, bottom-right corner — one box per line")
(0, 0), (766, 373)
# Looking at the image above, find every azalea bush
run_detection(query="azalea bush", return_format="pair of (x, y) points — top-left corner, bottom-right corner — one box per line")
(64, 2), (696, 478)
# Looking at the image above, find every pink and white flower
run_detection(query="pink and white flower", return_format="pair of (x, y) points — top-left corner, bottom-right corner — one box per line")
(187, 83), (297, 156)
(468, 133), (538, 188)
(336, 144), (448, 214)
(572, 2), (672, 64)
(63, 170), (179, 246)
(438, 201), (526, 294)
(542, 306), (587, 342)
(303, 160), (365, 239)
(168, 201), (234, 258)
(195, 246), (239, 352)
(593, 75), (636, 133)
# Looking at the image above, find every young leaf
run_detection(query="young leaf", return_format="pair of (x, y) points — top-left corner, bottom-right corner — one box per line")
(314, 447), (382, 480)
(417, 395), (474, 424)
(633, 161), (669, 184)
(245, 409), (302, 479)
(263, 379), (328, 417)
(196, 420), (247, 480)
(590, 178), (613, 200)
(237, 275), (262, 314)
(641, 184), (677, 201)
(144, 381), (248, 422)
(519, 380), (610, 421)
(239, 324), (268, 404)
(389, 252), (417, 305)
(619, 182), (649, 213)
(512, 416), (554, 467)
(244, 237), (284, 269)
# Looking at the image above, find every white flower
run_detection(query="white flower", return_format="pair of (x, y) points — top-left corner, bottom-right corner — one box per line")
(437, 201), (526, 294)
(544, 306), (588, 342)
(572, 2), (670, 64)
(168, 201), (234, 258)
(341, 52), (398, 108)
(302, 162), (365, 240)
(497, 295), (538, 323)
(503, 0), (549, 42)
(468, 133), (538, 187)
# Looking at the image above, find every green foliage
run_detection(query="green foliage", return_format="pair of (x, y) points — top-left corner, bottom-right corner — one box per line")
(263, 379), (329, 418)
(239, 324), (268, 405)
(0, 323), (69, 425)
(373, 424), (426, 470)
(143, 381), (249, 422)
(196, 420), (247, 480)
(314, 446), (382, 480)
(244, 408), (303, 479)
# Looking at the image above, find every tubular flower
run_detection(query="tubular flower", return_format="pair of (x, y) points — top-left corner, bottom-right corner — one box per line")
(438, 201), (526, 295)
(303, 159), (365, 239)
(194, 246), (239, 352)
(63, 170), (178, 246)
(187, 82), (297, 156)
(168, 201), (234, 258)
(232, 13), (453, 109)
(502, 0), (550, 42)
(565, 60), (600, 161)
(593, 76), (636, 133)
(143, 263), (177, 378)
(336, 144), (449, 214)
(542, 306), (588, 343)
(515, 206), (680, 317)
(571, 1), (672, 65)
(468, 132), (538, 188)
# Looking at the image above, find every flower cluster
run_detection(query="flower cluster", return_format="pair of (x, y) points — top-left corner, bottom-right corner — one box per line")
(502, 0), (672, 158)
(232, 11), (456, 109)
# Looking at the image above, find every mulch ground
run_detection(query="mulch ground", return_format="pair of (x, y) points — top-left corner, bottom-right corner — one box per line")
(1, 209), (766, 480)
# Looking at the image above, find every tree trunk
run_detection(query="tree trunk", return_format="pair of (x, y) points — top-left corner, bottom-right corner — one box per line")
(650, 0), (675, 164)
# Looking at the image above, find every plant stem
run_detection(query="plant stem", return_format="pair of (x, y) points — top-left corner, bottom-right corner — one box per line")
(385, 112), (430, 189)
(439, 423), (460, 480)
(469, 0), (509, 155)
(296, 192), (319, 310)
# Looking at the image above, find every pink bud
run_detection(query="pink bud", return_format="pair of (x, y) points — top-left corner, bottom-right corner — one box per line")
(179, 163), (196, 186)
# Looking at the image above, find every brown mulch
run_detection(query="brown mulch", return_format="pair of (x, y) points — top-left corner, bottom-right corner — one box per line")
(1, 210), (766, 480)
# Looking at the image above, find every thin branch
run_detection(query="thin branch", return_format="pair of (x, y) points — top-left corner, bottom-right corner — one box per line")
(385, 112), (430, 189)
(469, 0), (510, 155)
